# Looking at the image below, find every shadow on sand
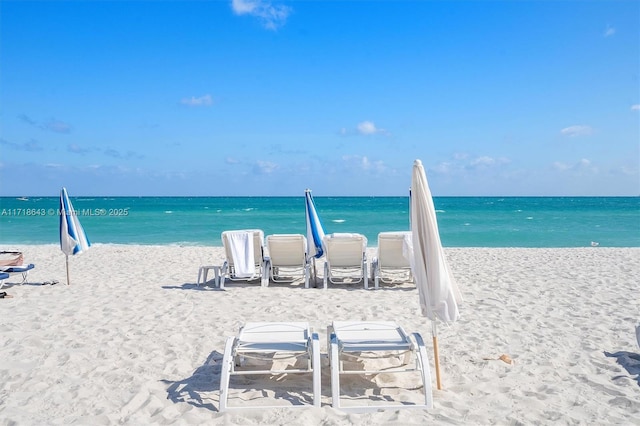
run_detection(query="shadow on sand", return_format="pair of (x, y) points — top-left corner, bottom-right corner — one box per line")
(162, 350), (224, 412)
(161, 282), (224, 291)
(604, 350), (640, 386)
(162, 350), (321, 411)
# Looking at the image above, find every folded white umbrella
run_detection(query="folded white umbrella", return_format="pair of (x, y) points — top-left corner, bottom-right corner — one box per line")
(410, 159), (463, 389)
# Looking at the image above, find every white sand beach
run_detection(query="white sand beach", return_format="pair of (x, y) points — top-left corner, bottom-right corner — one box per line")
(1, 245), (639, 425)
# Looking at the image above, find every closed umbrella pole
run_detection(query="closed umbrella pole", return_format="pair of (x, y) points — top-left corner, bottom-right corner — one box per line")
(432, 322), (442, 390)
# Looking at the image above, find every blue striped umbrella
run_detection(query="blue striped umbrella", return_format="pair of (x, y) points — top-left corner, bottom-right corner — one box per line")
(305, 189), (325, 285)
(60, 187), (91, 285)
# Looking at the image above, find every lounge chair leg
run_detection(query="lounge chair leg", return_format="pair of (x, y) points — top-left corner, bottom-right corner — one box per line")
(411, 333), (434, 409)
(304, 264), (310, 289)
(219, 336), (236, 412)
(261, 259), (269, 287)
(330, 334), (341, 409)
(323, 262), (328, 289)
(311, 333), (321, 407)
(214, 266), (221, 287)
(363, 259), (369, 289)
(219, 262), (228, 289)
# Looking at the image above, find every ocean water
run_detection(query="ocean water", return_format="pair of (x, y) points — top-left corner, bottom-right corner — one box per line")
(0, 196), (638, 248)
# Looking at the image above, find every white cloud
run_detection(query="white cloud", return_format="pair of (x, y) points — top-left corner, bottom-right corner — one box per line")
(604, 25), (616, 37)
(452, 152), (468, 161)
(577, 158), (591, 168)
(470, 156), (496, 167)
(553, 158), (597, 174)
(631, 104), (640, 111)
(254, 160), (278, 174)
(339, 121), (389, 137)
(180, 94), (213, 107)
(44, 119), (72, 134)
(360, 156), (371, 170)
(67, 144), (91, 154)
(230, 0), (291, 30)
(231, 0), (257, 14)
(560, 125), (593, 137)
(620, 165), (639, 176)
(44, 163), (66, 169)
(552, 161), (570, 172)
(432, 161), (453, 175)
(356, 120), (389, 136)
(0, 138), (43, 152)
(357, 121), (377, 135)
(103, 148), (144, 160)
(341, 155), (386, 172)
(467, 155), (510, 171)
(19, 114), (72, 133)
(430, 154), (511, 178)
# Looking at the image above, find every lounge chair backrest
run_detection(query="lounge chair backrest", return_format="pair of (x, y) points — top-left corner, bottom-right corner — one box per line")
(266, 234), (307, 267)
(323, 233), (367, 267)
(378, 232), (412, 268)
(222, 229), (264, 268)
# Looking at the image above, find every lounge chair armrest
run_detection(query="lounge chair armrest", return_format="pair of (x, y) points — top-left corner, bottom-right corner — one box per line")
(408, 331), (426, 351)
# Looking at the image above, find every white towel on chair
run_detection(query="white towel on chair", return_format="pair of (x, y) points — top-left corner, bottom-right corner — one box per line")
(403, 232), (414, 272)
(228, 231), (255, 278)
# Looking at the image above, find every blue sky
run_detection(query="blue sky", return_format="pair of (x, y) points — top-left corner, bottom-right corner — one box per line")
(1, 0), (638, 196)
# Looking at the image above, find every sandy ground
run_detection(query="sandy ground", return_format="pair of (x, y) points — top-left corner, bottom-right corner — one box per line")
(1, 244), (639, 425)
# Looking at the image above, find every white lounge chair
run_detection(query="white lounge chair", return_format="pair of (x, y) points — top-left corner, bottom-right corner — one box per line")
(371, 231), (414, 289)
(322, 233), (368, 289)
(327, 321), (433, 412)
(219, 322), (321, 411)
(220, 229), (267, 288)
(265, 234), (310, 288)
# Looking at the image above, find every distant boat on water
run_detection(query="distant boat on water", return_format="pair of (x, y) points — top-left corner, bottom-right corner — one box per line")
(17, 197), (29, 201)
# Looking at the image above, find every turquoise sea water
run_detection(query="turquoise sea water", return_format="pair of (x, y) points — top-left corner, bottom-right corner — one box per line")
(0, 196), (638, 247)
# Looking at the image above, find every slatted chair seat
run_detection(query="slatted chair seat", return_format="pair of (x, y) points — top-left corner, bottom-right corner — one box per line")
(219, 322), (321, 411)
(328, 321), (433, 412)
